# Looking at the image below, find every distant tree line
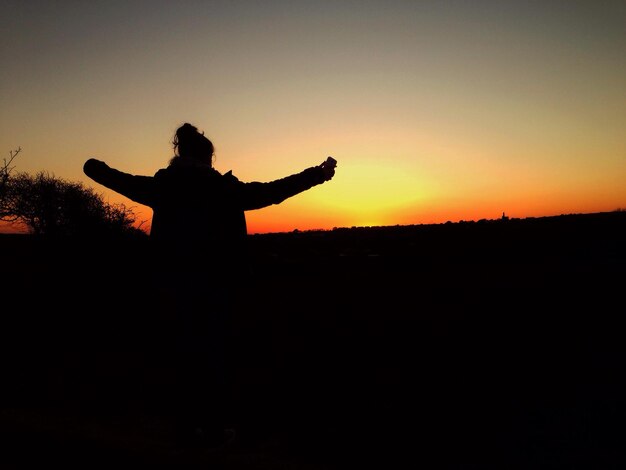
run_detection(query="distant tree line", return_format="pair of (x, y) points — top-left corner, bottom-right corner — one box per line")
(1, 148), (146, 238)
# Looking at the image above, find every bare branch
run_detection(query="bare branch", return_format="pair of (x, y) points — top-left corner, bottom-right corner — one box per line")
(2, 147), (21, 176)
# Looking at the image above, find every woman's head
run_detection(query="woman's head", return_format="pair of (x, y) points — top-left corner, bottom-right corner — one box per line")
(171, 123), (214, 165)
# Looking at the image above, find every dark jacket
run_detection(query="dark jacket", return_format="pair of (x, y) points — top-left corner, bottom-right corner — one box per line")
(83, 158), (328, 276)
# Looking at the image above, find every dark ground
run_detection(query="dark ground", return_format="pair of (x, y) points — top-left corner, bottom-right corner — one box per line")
(2, 211), (626, 468)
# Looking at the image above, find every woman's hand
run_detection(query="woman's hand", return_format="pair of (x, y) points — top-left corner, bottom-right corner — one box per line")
(320, 156), (337, 181)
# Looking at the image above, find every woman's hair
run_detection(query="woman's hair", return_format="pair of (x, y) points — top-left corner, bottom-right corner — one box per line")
(170, 123), (214, 165)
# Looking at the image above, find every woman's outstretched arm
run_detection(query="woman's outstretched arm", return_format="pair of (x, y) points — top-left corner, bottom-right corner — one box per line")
(231, 157), (337, 211)
(83, 158), (157, 207)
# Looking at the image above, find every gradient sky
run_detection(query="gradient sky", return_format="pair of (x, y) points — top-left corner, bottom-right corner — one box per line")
(2, 0), (625, 234)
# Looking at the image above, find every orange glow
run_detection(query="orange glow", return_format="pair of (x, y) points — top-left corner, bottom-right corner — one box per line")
(1, 3), (625, 235)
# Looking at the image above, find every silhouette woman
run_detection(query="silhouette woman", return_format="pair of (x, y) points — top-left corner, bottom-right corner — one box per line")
(83, 122), (337, 448)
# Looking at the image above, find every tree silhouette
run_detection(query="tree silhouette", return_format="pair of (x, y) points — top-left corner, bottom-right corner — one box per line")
(0, 147), (21, 220)
(1, 149), (146, 238)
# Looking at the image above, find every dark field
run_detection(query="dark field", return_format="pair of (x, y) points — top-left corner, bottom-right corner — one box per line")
(2, 211), (626, 468)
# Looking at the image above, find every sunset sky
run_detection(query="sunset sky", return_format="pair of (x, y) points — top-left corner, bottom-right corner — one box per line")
(2, 0), (625, 234)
